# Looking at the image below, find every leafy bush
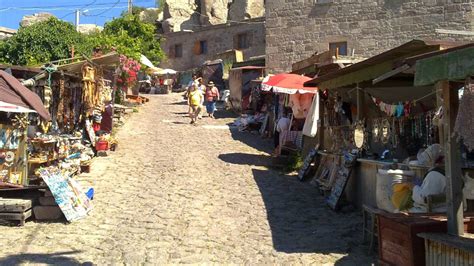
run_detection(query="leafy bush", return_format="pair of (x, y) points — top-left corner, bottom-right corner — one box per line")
(0, 13), (164, 66)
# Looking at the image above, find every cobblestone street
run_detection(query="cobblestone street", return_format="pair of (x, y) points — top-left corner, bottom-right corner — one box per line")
(0, 94), (373, 265)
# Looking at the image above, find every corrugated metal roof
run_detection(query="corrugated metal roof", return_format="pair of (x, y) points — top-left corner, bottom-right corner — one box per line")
(414, 45), (474, 86)
(304, 39), (464, 89)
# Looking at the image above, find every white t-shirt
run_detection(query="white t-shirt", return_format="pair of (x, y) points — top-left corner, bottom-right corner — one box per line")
(276, 117), (291, 133)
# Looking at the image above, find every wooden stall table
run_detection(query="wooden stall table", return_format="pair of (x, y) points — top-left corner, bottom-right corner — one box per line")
(377, 212), (474, 266)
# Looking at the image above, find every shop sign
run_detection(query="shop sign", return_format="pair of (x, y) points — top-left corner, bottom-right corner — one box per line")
(40, 168), (93, 222)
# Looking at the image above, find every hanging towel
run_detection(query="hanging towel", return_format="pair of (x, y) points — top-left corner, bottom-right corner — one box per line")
(303, 92), (320, 137)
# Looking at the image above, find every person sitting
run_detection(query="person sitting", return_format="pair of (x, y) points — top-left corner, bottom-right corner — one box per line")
(410, 144), (446, 213)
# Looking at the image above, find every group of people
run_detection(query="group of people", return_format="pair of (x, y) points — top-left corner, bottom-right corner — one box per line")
(186, 75), (220, 125)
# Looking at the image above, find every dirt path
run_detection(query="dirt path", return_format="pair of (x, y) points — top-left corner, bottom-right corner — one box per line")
(0, 94), (373, 265)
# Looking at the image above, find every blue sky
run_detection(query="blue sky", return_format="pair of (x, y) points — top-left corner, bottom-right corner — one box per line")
(0, 0), (157, 29)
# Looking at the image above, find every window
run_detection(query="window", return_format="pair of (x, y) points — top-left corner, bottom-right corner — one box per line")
(174, 44), (182, 58)
(329, 42), (348, 56)
(193, 40), (208, 55)
(200, 40), (208, 54)
(235, 33), (250, 50)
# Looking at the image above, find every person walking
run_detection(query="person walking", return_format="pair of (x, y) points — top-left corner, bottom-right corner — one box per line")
(188, 84), (203, 125)
(197, 78), (205, 119)
(205, 81), (220, 118)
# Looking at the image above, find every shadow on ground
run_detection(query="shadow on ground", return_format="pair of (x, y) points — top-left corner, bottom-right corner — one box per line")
(229, 129), (273, 153)
(167, 100), (188, 106)
(214, 106), (239, 120)
(0, 251), (91, 266)
(252, 168), (374, 264)
(172, 112), (189, 116)
(218, 153), (270, 167)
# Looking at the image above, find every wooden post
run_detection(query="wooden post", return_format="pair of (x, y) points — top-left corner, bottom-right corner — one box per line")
(435, 83), (445, 148)
(110, 68), (119, 132)
(441, 80), (464, 236)
(356, 85), (364, 121)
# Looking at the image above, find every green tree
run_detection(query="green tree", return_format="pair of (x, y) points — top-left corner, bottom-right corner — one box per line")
(99, 13), (163, 64)
(0, 17), (88, 65)
(0, 12), (164, 66)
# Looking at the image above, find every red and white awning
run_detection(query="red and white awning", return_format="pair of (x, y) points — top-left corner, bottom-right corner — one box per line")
(261, 73), (318, 94)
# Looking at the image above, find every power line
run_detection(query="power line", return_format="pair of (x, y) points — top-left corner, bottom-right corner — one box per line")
(0, 0), (153, 11)
(59, 11), (78, 20)
(85, 0), (121, 17)
(0, 5), (129, 13)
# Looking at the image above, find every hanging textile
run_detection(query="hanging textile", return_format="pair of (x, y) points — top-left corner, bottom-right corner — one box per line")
(82, 63), (97, 117)
(303, 92), (320, 137)
(454, 85), (474, 151)
(289, 93), (313, 119)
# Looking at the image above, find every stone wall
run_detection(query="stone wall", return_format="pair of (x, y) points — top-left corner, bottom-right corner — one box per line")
(266, 0), (474, 73)
(0, 27), (16, 40)
(161, 0), (266, 33)
(162, 0), (200, 32)
(228, 0), (265, 21)
(20, 12), (54, 27)
(160, 17), (265, 71)
(200, 0), (228, 26)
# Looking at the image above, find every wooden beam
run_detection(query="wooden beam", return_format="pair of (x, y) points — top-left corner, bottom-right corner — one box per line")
(356, 85), (364, 121)
(372, 64), (411, 84)
(441, 80), (464, 236)
(436, 29), (474, 36)
(435, 83), (445, 148)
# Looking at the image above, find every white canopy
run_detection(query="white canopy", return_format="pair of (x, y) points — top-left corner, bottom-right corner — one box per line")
(140, 54), (155, 68)
(0, 100), (36, 113)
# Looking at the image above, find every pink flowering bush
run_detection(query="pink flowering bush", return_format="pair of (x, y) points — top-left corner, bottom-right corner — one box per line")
(117, 55), (141, 91)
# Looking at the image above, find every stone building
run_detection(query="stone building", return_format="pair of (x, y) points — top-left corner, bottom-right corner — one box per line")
(266, 0), (474, 73)
(159, 0), (266, 71)
(160, 17), (265, 71)
(0, 27), (16, 40)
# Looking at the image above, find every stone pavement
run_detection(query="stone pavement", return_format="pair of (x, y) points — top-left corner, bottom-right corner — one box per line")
(0, 94), (374, 265)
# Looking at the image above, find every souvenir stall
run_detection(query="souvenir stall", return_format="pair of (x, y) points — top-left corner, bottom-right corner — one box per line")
(412, 44), (474, 264)
(2, 54), (118, 185)
(0, 54), (119, 224)
(147, 68), (177, 94)
(0, 70), (51, 189)
(302, 40), (474, 265)
(202, 59), (225, 92)
(261, 73), (318, 155)
(229, 66), (265, 113)
(231, 79), (273, 133)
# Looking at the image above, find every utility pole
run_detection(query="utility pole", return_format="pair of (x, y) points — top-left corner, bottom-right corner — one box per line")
(75, 9), (80, 31)
(128, 0), (133, 14)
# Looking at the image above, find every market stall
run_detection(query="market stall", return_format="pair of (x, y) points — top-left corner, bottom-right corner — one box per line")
(0, 53), (122, 224)
(0, 70), (50, 189)
(261, 73), (318, 156)
(411, 44), (474, 262)
(301, 39), (474, 264)
(229, 66), (265, 113)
